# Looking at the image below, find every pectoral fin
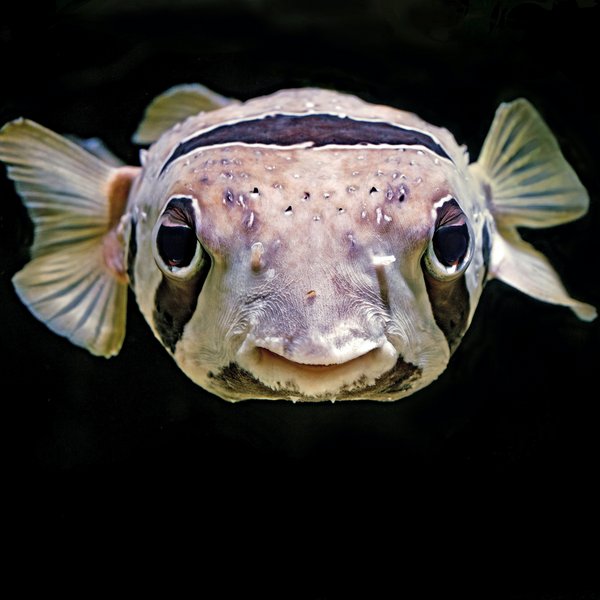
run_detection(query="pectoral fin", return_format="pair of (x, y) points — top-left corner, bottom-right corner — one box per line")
(473, 98), (589, 228)
(491, 226), (596, 321)
(133, 84), (240, 144)
(472, 99), (596, 321)
(0, 119), (140, 356)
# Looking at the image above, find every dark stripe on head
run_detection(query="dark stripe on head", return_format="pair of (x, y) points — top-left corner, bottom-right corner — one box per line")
(127, 217), (137, 289)
(153, 259), (210, 353)
(481, 222), (491, 281)
(423, 274), (470, 354)
(160, 114), (450, 174)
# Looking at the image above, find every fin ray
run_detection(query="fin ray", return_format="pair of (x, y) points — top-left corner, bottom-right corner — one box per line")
(473, 99), (596, 321)
(0, 119), (131, 356)
(491, 226), (596, 321)
(474, 98), (589, 228)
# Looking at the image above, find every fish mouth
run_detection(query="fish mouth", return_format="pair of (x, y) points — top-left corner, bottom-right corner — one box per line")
(235, 337), (398, 396)
(258, 346), (382, 373)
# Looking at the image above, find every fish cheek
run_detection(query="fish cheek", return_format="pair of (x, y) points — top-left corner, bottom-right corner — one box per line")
(153, 276), (204, 353)
(422, 272), (470, 354)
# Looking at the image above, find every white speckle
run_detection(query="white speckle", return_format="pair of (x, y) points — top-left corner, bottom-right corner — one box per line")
(417, 150), (424, 156)
(250, 241), (263, 269)
(266, 268), (275, 280)
(220, 172), (234, 179)
(384, 214), (392, 222)
(293, 173), (301, 179)
(376, 207), (383, 224)
(240, 172), (249, 179)
(313, 215), (321, 221)
(284, 155), (292, 161)
(265, 165), (275, 171)
(139, 149), (148, 167)
(254, 150), (263, 156)
(274, 104), (281, 109)
(409, 160), (416, 166)
(323, 192), (330, 199)
(247, 211), (255, 228)
(305, 101), (315, 108)
(238, 195), (246, 208)
(347, 233), (355, 246)
(140, 210), (148, 222)
(372, 254), (396, 266)
(361, 210), (367, 219)
(414, 177), (423, 185)
(434, 158), (440, 165)
(400, 173), (407, 180)
(221, 158), (231, 165)
(357, 155), (365, 161)
(334, 105), (342, 110)
(273, 182), (283, 189)
(392, 172), (399, 179)
(347, 186), (357, 193)
(184, 160), (190, 167)
(376, 169), (384, 176)
(352, 171), (360, 176)
(173, 123), (181, 131)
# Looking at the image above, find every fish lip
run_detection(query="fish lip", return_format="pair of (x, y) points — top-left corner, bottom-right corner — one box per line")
(235, 335), (399, 396)
(257, 347), (381, 373)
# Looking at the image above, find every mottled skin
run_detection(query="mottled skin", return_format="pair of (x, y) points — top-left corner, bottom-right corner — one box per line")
(126, 89), (488, 401)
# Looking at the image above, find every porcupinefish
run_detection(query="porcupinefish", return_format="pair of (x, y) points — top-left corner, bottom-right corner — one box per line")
(0, 85), (596, 402)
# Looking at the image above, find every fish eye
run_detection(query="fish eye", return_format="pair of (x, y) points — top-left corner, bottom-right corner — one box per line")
(153, 195), (204, 278)
(424, 197), (473, 280)
(157, 224), (198, 269)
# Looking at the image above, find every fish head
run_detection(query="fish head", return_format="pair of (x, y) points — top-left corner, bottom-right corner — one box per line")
(130, 139), (486, 401)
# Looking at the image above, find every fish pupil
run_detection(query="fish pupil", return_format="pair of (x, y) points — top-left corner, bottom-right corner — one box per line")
(157, 225), (197, 268)
(432, 224), (469, 267)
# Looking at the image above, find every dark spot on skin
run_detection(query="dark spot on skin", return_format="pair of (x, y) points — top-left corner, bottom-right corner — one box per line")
(127, 217), (137, 289)
(423, 271), (470, 354)
(385, 184), (409, 203)
(200, 176), (210, 185)
(285, 205), (293, 213)
(251, 187), (260, 195)
(306, 290), (317, 303)
(303, 192), (310, 200)
(224, 189), (234, 203)
(369, 187), (379, 194)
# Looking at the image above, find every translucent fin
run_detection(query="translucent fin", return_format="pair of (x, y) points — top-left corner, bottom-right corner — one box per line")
(133, 84), (240, 144)
(474, 98), (589, 228)
(0, 119), (137, 356)
(472, 99), (596, 321)
(66, 135), (125, 167)
(491, 226), (596, 321)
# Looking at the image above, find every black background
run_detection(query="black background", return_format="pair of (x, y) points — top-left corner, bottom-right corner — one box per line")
(1, 0), (599, 594)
